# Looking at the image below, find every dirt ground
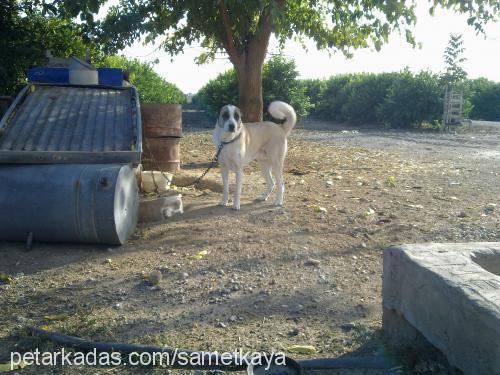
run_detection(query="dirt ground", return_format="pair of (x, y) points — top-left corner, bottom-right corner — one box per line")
(1, 120), (499, 374)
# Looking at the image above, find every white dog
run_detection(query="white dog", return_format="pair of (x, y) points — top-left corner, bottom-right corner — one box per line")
(212, 101), (297, 210)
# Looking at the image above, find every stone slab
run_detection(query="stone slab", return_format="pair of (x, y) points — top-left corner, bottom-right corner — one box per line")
(382, 242), (500, 375)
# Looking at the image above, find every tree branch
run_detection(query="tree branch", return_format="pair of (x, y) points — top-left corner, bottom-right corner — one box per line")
(248, 0), (284, 63)
(218, 0), (241, 65)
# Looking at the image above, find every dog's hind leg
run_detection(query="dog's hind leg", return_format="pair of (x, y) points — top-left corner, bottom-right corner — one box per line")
(256, 161), (274, 202)
(233, 169), (243, 210)
(218, 167), (230, 207)
(272, 161), (285, 206)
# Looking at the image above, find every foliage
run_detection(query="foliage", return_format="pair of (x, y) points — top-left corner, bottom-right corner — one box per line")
(195, 56), (309, 117)
(27, 0), (500, 120)
(312, 75), (355, 121)
(441, 33), (467, 87)
(300, 79), (327, 114)
(340, 73), (400, 124)
(467, 78), (500, 121)
(305, 70), (443, 128)
(193, 70), (239, 113)
(35, 0), (499, 59)
(101, 56), (185, 104)
(198, 59), (500, 127)
(378, 70), (443, 128)
(0, 0), (102, 96)
(262, 56), (310, 118)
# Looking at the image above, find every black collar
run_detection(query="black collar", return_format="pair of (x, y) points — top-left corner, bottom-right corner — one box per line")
(216, 131), (242, 160)
(221, 131), (242, 146)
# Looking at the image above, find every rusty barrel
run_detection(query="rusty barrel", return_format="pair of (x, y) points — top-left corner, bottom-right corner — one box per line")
(141, 103), (182, 172)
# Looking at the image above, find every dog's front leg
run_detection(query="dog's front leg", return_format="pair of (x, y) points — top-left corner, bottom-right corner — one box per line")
(218, 167), (230, 206)
(233, 169), (243, 210)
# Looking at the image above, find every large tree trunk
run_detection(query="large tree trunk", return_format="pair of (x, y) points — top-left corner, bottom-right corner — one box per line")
(235, 56), (264, 122)
(218, 1), (277, 122)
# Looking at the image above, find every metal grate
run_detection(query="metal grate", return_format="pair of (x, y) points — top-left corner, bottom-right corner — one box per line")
(0, 85), (134, 151)
(0, 83), (142, 164)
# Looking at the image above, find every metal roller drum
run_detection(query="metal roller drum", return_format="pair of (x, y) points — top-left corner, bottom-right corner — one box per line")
(0, 164), (138, 245)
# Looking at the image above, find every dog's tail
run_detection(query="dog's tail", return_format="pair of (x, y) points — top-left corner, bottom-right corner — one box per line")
(268, 101), (297, 135)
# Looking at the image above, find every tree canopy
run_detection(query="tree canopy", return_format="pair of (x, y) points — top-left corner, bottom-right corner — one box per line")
(15, 0), (500, 120)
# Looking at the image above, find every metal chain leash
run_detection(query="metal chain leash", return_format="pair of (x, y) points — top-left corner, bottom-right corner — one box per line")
(143, 136), (222, 195)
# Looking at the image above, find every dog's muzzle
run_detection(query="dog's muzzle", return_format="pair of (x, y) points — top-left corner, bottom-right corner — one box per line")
(228, 123), (236, 132)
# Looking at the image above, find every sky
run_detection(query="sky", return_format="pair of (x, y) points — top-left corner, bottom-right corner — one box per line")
(118, 3), (500, 94)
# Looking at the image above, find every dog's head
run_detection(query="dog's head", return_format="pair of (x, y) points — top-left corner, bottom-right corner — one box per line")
(217, 104), (242, 133)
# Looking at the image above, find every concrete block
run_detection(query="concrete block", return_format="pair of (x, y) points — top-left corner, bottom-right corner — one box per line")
(382, 242), (500, 375)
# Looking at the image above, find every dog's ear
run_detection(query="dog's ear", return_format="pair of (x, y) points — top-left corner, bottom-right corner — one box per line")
(218, 105), (230, 127)
(234, 107), (242, 123)
(217, 106), (224, 127)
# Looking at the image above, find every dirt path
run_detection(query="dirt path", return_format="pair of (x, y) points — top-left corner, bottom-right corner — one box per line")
(1, 121), (499, 374)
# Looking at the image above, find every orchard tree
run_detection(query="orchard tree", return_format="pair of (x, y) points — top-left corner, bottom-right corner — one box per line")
(0, 0), (103, 95)
(441, 33), (467, 87)
(32, 0), (500, 121)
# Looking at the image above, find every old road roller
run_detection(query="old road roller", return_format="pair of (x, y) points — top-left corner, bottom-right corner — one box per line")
(0, 64), (141, 246)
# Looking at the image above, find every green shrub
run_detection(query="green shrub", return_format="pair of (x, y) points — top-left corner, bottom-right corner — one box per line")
(300, 79), (326, 115)
(305, 70), (444, 128)
(262, 56), (310, 118)
(102, 55), (185, 104)
(195, 55), (310, 118)
(379, 70), (443, 128)
(313, 75), (353, 121)
(340, 73), (399, 124)
(0, 10), (103, 96)
(467, 78), (500, 121)
(194, 69), (238, 113)
(196, 56), (500, 127)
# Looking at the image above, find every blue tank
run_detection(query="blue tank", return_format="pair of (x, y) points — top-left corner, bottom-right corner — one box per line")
(0, 164), (138, 245)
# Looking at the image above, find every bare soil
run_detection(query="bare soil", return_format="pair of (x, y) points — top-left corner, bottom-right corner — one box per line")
(1, 120), (499, 374)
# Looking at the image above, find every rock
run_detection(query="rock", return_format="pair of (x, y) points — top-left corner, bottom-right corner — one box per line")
(114, 303), (122, 310)
(181, 272), (189, 279)
(229, 315), (237, 322)
(288, 328), (300, 336)
(148, 270), (162, 286)
(341, 322), (357, 330)
(304, 258), (321, 267)
(484, 203), (496, 214)
(218, 322), (227, 328)
(457, 211), (468, 218)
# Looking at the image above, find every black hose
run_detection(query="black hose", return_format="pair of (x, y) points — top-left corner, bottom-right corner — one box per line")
(30, 327), (244, 371)
(299, 357), (388, 369)
(30, 327), (390, 371)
